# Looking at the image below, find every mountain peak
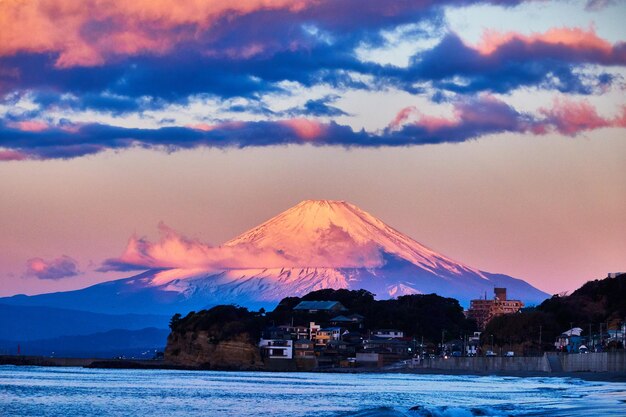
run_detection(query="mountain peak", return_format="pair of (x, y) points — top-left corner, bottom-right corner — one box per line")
(224, 200), (479, 275)
(298, 199), (347, 205)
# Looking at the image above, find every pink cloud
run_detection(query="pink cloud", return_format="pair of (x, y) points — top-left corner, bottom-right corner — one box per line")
(188, 121), (247, 132)
(389, 106), (417, 130)
(8, 120), (49, 132)
(614, 106), (626, 128)
(475, 27), (615, 56)
(24, 255), (80, 280)
(100, 222), (383, 272)
(389, 106), (460, 132)
(187, 123), (217, 132)
(0, 0), (312, 67)
(388, 95), (512, 132)
(0, 150), (28, 161)
(389, 96), (626, 138)
(539, 98), (620, 135)
(281, 118), (325, 140)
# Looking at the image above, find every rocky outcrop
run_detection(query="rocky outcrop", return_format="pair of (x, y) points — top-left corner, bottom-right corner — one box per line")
(164, 330), (264, 370)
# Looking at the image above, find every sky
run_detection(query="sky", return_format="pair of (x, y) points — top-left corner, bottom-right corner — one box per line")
(1, 0), (625, 297)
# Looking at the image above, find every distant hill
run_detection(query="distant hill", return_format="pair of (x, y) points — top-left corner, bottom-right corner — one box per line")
(539, 273), (626, 326)
(0, 327), (169, 358)
(485, 273), (626, 351)
(0, 304), (169, 341)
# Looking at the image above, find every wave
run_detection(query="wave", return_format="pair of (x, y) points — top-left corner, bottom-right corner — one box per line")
(331, 405), (515, 417)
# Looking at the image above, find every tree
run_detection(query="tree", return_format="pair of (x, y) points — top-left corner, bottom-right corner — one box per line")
(169, 313), (182, 330)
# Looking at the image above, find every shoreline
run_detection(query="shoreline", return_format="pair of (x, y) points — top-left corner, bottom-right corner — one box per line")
(2, 355), (625, 382)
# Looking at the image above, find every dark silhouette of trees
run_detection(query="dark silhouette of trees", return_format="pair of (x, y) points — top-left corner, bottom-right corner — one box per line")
(168, 288), (477, 344)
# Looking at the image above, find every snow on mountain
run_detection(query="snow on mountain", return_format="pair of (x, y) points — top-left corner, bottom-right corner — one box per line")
(225, 200), (487, 277)
(1, 200), (549, 315)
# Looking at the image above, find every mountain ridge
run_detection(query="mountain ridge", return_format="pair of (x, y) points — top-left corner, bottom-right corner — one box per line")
(1, 200), (549, 315)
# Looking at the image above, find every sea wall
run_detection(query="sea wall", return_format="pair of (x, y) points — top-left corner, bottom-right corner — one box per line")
(559, 352), (626, 372)
(419, 352), (626, 373)
(420, 355), (550, 373)
(0, 355), (96, 367)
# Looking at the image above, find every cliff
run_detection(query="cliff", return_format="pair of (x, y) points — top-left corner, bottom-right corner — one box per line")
(165, 331), (263, 369)
(163, 305), (265, 369)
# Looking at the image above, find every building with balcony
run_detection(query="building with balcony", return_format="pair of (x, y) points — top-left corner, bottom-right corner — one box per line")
(259, 339), (293, 359)
(467, 288), (523, 330)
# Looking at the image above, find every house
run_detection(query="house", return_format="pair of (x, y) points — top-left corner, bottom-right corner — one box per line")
(293, 300), (348, 313)
(372, 329), (404, 339)
(330, 313), (365, 326)
(554, 327), (584, 353)
(293, 340), (315, 358)
(313, 327), (342, 347)
(326, 340), (356, 356)
(275, 324), (309, 340)
(318, 327), (343, 344)
(466, 332), (481, 356)
(363, 338), (410, 355)
(341, 331), (364, 344)
(262, 326), (291, 340)
(467, 288), (524, 330)
(309, 322), (321, 341)
(259, 339), (293, 359)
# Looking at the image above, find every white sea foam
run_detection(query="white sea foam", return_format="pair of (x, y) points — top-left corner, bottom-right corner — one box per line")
(0, 367), (624, 416)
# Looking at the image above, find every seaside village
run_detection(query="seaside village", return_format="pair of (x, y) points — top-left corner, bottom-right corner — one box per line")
(258, 286), (626, 370)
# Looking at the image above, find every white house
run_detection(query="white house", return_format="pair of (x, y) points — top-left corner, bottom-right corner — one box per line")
(259, 339), (293, 359)
(373, 329), (404, 339)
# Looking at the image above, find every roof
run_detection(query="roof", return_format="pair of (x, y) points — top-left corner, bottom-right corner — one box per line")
(331, 313), (365, 322)
(366, 337), (408, 344)
(330, 315), (353, 322)
(293, 300), (347, 311)
(561, 327), (583, 337)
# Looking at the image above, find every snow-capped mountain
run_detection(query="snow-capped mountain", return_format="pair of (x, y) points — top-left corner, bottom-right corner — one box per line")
(1, 200), (548, 315)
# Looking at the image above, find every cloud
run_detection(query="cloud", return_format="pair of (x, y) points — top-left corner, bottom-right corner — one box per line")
(2, 94), (625, 160)
(288, 96), (348, 117)
(475, 27), (615, 56)
(539, 98), (626, 135)
(585, 0), (617, 11)
(0, 0), (445, 72)
(99, 222), (383, 271)
(3, 2), (619, 105)
(0, 0), (311, 68)
(24, 256), (80, 280)
(0, 2), (624, 159)
(405, 29), (626, 95)
(0, 150), (28, 161)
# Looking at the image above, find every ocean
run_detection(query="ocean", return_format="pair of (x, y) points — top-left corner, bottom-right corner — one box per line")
(1, 366), (624, 416)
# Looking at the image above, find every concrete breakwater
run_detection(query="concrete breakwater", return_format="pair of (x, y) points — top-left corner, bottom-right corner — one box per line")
(419, 352), (626, 373)
(0, 355), (97, 367)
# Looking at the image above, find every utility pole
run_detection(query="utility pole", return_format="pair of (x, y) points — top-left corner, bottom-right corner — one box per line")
(441, 330), (445, 355)
(599, 323), (603, 349)
(622, 319), (626, 350)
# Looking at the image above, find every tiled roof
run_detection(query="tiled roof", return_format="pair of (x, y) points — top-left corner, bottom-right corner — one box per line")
(330, 315), (352, 322)
(293, 300), (346, 311)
